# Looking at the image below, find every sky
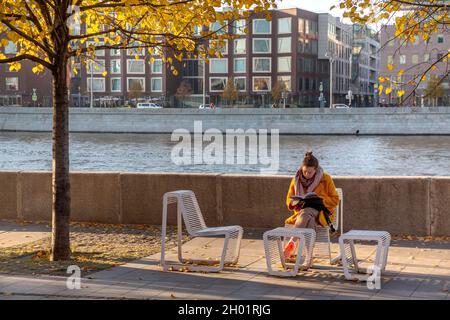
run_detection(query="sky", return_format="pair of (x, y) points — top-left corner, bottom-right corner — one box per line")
(276, 0), (344, 15)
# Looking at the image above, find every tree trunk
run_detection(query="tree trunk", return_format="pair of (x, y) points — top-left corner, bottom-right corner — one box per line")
(50, 54), (71, 261)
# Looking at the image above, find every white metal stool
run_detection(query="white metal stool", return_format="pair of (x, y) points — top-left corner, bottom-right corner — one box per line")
(263, 227), (316, 277)
(339, 230), (391, 281)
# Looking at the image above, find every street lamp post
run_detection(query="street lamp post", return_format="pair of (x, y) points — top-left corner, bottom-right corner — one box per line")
(202, 58), (206, 107)
(325, 52), (334, 108)
(89, 60), (94, 109)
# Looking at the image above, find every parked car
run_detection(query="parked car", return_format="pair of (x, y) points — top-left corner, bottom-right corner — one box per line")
(198, 104), (208, 109)
(136, 102), (162, 109)
(332, 104), (350, 109)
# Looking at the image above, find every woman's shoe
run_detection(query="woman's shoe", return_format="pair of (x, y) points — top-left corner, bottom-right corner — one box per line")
(283, 240), (295, 259)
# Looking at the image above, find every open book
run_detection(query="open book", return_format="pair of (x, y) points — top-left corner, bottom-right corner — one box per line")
(290, 192), (322, 201)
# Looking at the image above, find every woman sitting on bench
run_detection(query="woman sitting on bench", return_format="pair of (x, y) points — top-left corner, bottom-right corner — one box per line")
(284, 151), (340, 258)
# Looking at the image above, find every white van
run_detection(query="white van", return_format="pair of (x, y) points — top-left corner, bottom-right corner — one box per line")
(136, 102), (162, 109)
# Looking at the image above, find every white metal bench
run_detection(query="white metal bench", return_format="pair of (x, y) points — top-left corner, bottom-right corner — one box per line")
(263, 227), (316, 277)
(160, 190), (243, 272)
(339, 230), (391, 281)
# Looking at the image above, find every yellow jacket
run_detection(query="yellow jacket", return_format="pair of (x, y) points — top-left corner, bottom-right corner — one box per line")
(285, 172), (340, 227)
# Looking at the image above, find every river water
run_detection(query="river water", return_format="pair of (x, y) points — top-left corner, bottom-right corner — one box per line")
(1, 132), (450, 176)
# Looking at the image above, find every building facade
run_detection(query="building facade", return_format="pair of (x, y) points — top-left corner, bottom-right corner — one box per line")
(379, 25), (449, 106)
(1, 7), (384, 108)
(351, 24), (380, 107)
(0, 41), (53, 107)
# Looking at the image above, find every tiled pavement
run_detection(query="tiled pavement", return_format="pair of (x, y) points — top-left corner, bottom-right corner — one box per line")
(0, 227), (449, 300)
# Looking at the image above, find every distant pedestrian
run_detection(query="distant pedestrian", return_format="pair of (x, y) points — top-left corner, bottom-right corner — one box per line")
(209, 102), (215, 109)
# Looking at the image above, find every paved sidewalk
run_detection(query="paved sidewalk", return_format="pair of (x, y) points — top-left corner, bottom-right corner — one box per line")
(0, 221), (50, 248)
(0, 229), (449, 300)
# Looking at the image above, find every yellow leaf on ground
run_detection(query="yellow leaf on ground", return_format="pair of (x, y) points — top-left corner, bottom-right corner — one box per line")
(387, 63), (394, 71)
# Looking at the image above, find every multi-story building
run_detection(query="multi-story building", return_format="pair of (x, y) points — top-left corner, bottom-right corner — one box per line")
(177, 8), (329, 108)
(318, 14), (353, 106)
(1, 7), (383, 108)
(0, 40), (53, 107)
(379, 24), (449, 106)
(351, 24), (380, 107)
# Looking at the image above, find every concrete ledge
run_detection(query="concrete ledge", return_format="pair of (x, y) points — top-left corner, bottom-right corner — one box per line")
(430, 177), (450, 237)
(1, 107), (450, 134)
(70, 172), (121, 224)
(0, 171), (18, 220)
(220, 174), (291, 228)
(120, 172), (220, 226)
(19, 171), (52, 221)
(2, 171), (450, 236)
(333, 177), (430, 236)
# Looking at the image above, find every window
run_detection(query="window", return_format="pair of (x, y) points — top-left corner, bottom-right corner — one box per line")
(86, 41), (104, 56)
(5, 77), (18, 90)
(182, 59), (203, 77)
(87, 60), (106, 74)
(193, 25), (203, 36)
(278, 17), (291, 34)
(110, 48), (121, 56)
(151, 78), (162, 92)
(210, 40), (228, 55)
(399, 55), (406, 64)
(127, 59), (145, 74)
(424, 54), (430, 62)
(4, 41), (17, 54)
(234, 19), (246, 35)
(110, 59), (121, 74)
(277, 75), (291, 91)
(387, 55), (393, 64)
(152, 59), (163, 74)
(253, 19), (271, 34)
(278, 57), (291, 73)
(234, 39), (246, 54)
(127, 47), (145, 57)
(412, 54), (419, 64)
(210, 77), (227, 91)
(210, 21), (228, 35)
(278, 37), (291, 53)
(253, 57), (271, 72)
(234, 77), (246, 91)
(298, 18), (304, 33)
(127, 78), (145, 92)
(210, 58), (228, 73)
(437, 35), (444, 44)
(253, 76), (271, 91)
(234, 58), (246, 73)
(111, 78), (122, 92)
(253, 38), (271, 53)
(87, 78), (105, 92)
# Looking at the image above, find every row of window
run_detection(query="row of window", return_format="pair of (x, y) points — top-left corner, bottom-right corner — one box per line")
(86, 59), (163, 74)
(86, 76), (292, 93)
(208, 76), (291, 92)
(209, 17), (306, 36)
(87, 77), (162, 92)
(387, 53), (437, 65)
(210, 37), (292, 55)
(387, 34), (445, 46)
(209, 57), (292, 74)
